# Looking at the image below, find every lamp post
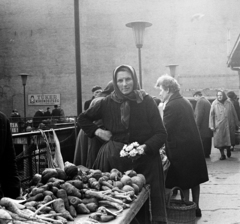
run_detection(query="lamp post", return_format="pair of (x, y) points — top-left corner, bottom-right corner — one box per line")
(166, 64), (179, 78)
(126, 21), (152, 88)
(19, 73), (29, 121)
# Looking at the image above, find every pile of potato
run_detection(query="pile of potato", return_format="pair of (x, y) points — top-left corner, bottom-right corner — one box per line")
(0, 162), (146, 224)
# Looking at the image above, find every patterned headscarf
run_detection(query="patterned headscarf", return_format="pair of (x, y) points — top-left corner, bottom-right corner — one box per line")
(111, 65), (147, 129)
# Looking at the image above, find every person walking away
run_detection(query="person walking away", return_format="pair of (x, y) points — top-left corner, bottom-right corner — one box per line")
(51, 105), (61, 120)
(155, 74), (209, 218)
(193, 91), (213, 158)
(209, 90), (239, 160)
(33, 109), (44, 129)
(84, 85), (102, 111)
(227, 91), (240, 150)
(0, 111), (21, 199)
(78, 65), (168, 224)
(44, 107), (51, 119)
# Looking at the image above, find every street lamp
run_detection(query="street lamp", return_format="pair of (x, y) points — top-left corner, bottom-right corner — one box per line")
(126, 21), (152, 88)
(166, 64), (179, 78)
(19, 73), (29, 121)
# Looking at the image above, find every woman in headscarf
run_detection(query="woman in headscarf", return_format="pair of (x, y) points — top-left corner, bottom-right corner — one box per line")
(78, 65), (168, 224)
(209, 90), (239, 160)
(155, 74), (208, 218)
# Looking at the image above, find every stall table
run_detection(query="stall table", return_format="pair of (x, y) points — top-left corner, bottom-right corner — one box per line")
(69, 185), (150, 224)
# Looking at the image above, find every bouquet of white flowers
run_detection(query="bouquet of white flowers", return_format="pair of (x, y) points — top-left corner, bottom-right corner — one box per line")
(120, 142), (144, 158)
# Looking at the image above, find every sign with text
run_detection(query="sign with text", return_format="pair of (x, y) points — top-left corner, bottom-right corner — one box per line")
(28, 94), (61, 105)
(10, 122), (19, 133)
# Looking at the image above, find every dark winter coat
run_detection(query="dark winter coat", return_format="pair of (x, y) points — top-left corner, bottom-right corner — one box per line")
(0, 112), (21, 199)
(163, 91), (209, 190)
(78, 94), (168, 223)
(194, 96), (213, 138)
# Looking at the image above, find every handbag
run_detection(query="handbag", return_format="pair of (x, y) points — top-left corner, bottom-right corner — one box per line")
(166, 187), (196, 224)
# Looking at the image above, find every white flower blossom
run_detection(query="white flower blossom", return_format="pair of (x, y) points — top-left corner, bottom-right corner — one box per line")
(126, 144), (134, 152)
(122, 144), (128, 150)
(132, 142), (140, 147)
(129, 149), (138, 157)
(120, 149), (129, 157)
(137, 147), (144, 155)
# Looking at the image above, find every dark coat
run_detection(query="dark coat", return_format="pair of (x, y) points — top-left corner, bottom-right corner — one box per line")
(0, 112), (21, 199)
(194, 96), (213, 138)
(229, 98), (240, 121)
(163, 91), (209, 190)
(84, 97), (94, 111)
(51, 108), (61, 117)
(78, 94), (168, 223)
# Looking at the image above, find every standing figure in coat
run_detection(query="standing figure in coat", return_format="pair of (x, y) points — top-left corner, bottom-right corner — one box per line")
(155, 75), (209, 218)
(0, 111), (21, 199)
(193, 91), (213, 158)
(209, 90), (239, 160)
(78, 65), (168, 224)
(227, 91), (240, 150)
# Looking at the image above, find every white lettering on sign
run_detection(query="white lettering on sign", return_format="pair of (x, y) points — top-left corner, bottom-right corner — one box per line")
(28, 94), (61, 106)
(10, 123), (19, 133)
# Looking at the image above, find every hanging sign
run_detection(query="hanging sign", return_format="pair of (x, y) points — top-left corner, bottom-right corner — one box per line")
(28, 94), (61, 105)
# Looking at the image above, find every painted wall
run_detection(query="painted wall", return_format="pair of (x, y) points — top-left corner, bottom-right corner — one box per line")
(0, 0), (240, 117)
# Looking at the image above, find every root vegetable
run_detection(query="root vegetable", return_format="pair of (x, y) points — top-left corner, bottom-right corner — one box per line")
(61, 183), (81, 198)
(67, 180), (83, 190)
(56, 189), (70, 211)
(76, 203), (90, 214)
(55, 215), (67, 224)
(99, 177), (113, 189)
(0, 208), (12, 224)
(26, 193), (44, 202)
(81, 198), (98, 205)
(52, 199), (73, 221)
(86, 203), (98, 212)
(67, 196), (82, 207)
(98, 200), (123, 211)
(82, 189), (123, 205)
(88, 178), (100, 191)
(69, 205), (77, 218)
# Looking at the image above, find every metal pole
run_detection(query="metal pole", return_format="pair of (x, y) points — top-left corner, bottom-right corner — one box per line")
(138, 47), (142, 88)
(23, 85), (26, 121)
(74, 0), (82, 115)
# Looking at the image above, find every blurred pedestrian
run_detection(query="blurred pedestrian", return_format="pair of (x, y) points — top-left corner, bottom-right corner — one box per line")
(10, 109), (21, 122)
(209, 90), (239, 160)
(84, 85), (102, 111)
(44, 107), (51, 118)
(227, 91), (240, 121)
(0, 111), (21, 199)
(193, 91), (213, 158)
(155, 74), (209, 218)
(51, 105), (61, 119)
(33, 109), (44, 128)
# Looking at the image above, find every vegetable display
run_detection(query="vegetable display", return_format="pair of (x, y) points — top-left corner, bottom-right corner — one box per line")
(0, 162), (146, 224)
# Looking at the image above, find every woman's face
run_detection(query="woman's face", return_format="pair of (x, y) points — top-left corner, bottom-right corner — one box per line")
(116, 71), (134, 95)
(217, 92), (223, 101)
(159, 85), (170, 102)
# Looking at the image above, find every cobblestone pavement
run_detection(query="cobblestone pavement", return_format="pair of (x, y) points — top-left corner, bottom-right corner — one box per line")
(195, 146), (240, 224)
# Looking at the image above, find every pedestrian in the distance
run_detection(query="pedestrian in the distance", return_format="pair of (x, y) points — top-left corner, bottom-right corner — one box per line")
(193, 91), (213, 158)
(84, 86), (102, 111)
(44, 107), (51, 118)
(209, 90), (239, 160)
(155, 74), (209, 218)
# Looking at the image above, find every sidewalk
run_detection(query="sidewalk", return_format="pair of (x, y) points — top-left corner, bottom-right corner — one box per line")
(195, 146), (240, 224)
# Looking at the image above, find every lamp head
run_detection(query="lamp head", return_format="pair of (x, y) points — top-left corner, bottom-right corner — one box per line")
(166, 64), (179, 77)
(19, 73), (29, 86)
(126, 21), (152, 48)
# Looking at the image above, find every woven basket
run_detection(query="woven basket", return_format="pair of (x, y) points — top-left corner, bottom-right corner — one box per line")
(167, 187), (196, 224)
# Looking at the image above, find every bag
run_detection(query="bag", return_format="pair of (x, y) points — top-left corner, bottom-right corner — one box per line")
(51, 128), (64, 170)
(166, 187), (196, 224)
(39, 129), (64, 170)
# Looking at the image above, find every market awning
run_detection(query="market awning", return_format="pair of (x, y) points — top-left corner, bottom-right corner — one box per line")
(227, 34), (240, 70)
